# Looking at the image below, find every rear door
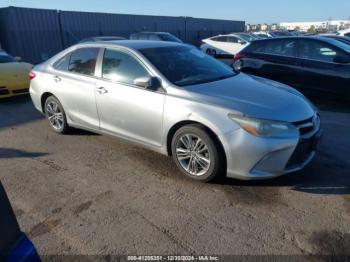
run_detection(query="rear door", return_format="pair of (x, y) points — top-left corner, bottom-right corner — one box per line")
(51, 48), (100, 129)
(246, 39), (305, 88)
(296, 39), (350, 99)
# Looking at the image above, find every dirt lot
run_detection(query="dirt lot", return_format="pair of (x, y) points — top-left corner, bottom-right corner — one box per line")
(0, 95), (349, 257)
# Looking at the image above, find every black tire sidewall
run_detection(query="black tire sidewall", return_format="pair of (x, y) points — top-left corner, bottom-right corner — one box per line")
(171, 125), (222, 182)
(44, 96), (68, 134)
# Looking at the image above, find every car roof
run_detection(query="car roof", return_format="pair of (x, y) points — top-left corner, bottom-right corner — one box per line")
(94, 36), (125, 39)
(250, 35), (343, 43)
(248, 36), (350, 53)
(76, 40), (184, 50)
(131, 32), (171, 35)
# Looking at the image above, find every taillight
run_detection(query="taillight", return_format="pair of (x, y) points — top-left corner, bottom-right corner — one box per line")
(233, 53), (246, 62)
(29, 71), (36, 80)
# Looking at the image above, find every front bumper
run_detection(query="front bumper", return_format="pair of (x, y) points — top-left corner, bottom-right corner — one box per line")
(222, 121), (321, 180)
(0, 86), (29, 98)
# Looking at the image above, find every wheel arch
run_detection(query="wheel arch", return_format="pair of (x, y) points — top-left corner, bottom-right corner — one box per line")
(41, 92), (54, 113)
(166, 120), (227, 172)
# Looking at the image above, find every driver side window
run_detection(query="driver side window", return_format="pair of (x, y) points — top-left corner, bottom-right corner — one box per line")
(102, 49), (150, 86)
(298, 40), (344, 63)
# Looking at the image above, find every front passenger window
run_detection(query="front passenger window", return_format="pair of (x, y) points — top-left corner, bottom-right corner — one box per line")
(102, 49), (149, 85)
(298, 40), (340, 63)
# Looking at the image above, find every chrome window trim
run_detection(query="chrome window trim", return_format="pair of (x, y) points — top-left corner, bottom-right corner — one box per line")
(96, 47), (167, 94)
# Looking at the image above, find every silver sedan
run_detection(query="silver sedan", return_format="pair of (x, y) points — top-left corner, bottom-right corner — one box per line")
(29, 41), (321, 181)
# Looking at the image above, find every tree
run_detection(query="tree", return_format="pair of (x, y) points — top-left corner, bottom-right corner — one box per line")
(308, 25), (316, 33)
(294, 26), (301, 32)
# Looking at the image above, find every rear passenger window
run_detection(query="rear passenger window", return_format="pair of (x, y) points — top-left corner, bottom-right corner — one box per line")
(53, 53), (71, 71)
(149, 34), (161, 41)
(212, 36), (227, 42)
(227, 36), (239, 43)
(138, 34), (149, 40)
(254, 40), (296, 57)
(102, 49), (149, 85)
(298, 40), (340, 63)
(345, 33), (350, 37)
(68, 48), (99, 76)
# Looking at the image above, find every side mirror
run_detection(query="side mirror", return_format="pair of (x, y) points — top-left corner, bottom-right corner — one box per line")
(134, 76), (162, 90)
(333, 55), (350, 64)
(15, 56), (22, 62)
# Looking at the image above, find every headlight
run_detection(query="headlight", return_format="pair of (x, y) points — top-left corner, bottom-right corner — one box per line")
(228, 114), (297, 138)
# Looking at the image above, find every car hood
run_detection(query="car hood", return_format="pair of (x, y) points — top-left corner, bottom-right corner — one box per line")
(183, 73), (315, 122)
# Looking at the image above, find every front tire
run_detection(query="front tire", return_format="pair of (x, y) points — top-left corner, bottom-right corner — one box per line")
(171, 124), (224, 182)
(44, 96), (70, 134)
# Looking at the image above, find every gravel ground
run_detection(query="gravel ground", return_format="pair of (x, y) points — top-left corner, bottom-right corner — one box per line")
(0, 95), (349, 258)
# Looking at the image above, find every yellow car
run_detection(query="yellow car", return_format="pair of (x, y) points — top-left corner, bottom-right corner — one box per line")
(0, 50), (33, 98)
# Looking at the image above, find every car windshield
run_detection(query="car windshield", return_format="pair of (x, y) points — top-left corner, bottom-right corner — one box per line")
(325, 38), (350, 53)
(159, 34), (183, 43)
(140, 45), (236, 87)
(0, 51), (16, 63)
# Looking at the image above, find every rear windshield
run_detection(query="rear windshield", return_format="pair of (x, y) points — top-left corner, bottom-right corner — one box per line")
(140, 45), (235, 87)
(0, 51), (16, 63)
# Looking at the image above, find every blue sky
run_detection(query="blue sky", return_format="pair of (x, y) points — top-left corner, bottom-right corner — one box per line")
(0, 0), (349, 23)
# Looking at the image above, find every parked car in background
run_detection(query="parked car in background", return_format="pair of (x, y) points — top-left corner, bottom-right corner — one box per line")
(233, 32), (261, 42)
(252, 32), (270, 39)
(0, 50), (32, 98)
(79, 36), (126, 43)
(30, 40), (320, 181)
(268, 31), (293, 37)
(338, 28), (350, 38)
(130, 32), (183, 43)
(252, 31), (293, 38)
(200, 34), (250, 57)
(0, 181), (40, 262)
(233, 36), (350, 101)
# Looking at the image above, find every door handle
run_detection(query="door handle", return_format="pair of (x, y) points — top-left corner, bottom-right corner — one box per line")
(97, 87), (108, 94)
(53, 76), (61, 82)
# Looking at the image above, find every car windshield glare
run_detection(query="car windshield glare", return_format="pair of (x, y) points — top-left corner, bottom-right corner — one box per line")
(140, 46), (236, 86)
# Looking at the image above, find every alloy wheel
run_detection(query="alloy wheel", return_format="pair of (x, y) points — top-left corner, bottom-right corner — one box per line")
(175, 134), (211, 176)
(46, 101), (64, 130)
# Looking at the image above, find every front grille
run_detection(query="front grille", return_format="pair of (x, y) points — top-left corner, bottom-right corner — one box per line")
(12, 88), (29, 94)
(286, 114), (321, 169)
(293, 114), (320, 136)
(286, 136), (317, 169)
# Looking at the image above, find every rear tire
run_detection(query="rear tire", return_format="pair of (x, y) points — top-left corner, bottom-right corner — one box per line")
(171, 124), (225, 182)
(206, 48), (216, 57)
(44, 96), (70, 134)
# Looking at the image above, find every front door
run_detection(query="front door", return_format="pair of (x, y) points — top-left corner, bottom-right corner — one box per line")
(95, 48), (166, 147)
(296, 39), (350, 99)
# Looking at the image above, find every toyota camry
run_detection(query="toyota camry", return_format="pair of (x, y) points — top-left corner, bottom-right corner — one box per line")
(29, 41), (321, 181)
